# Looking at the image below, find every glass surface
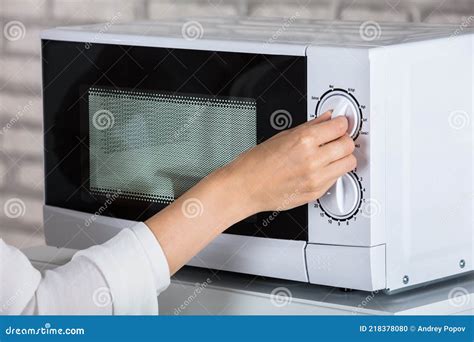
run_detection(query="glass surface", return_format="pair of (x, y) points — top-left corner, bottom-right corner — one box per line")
(42, 40), (307, 240)
(88, 87), (256, 203)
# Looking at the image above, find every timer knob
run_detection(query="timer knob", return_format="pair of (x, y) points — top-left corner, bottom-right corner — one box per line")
(318, 173), (361, 220)
(317, 90), (361, 138)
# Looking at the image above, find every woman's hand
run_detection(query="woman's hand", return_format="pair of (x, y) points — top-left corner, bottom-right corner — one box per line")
(217, 111), (356, 214)
(146, 111), (356, 274)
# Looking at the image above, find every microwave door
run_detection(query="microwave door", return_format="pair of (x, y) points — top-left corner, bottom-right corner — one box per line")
(43, 40), (307, 240)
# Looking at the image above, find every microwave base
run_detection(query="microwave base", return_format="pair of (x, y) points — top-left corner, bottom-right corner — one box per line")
(43, 205), (386, 292)
(44, 205), (471, 293)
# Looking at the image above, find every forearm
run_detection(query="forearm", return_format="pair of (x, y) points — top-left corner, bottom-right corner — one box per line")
(145, 167), (255, 275)
(145, 113), (355, 276)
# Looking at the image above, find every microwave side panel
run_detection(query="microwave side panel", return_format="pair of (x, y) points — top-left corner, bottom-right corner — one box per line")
(370, 34), (474, 292)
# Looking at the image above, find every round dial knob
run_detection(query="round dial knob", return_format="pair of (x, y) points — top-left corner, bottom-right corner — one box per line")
(317, 90), (361, 138)
(318, 173), (361, 220)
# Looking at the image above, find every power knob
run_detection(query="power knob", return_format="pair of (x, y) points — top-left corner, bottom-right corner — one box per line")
(316, 90), (362, 139)
(318, 172), (361, 221)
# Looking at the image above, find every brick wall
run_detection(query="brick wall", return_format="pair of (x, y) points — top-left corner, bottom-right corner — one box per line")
(0, 0), (472, 249)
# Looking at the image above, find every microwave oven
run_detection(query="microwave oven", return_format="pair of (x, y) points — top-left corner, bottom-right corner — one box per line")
(41, 18), (473, 293)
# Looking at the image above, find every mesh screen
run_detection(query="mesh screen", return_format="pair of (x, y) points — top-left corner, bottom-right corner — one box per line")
(88, 87), (256, 203)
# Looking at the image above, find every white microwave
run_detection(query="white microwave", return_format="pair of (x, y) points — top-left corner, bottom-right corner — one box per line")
(41, 18), (473, 293)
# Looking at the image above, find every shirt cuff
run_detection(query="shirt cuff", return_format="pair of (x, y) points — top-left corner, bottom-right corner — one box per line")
(130, 222), (171, 295)
(73, 228), (158, 314)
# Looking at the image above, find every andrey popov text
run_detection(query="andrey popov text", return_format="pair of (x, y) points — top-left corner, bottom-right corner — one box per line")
(360, 325), (466, 334)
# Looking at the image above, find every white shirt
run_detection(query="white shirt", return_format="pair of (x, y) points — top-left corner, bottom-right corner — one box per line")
(0, 223), (170, 315)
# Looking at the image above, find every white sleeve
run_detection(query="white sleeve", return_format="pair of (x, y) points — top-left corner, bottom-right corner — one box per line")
(0, 222), (170, 315)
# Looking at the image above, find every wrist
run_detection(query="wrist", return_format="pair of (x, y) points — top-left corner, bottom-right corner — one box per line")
(207, 164), (259, 223)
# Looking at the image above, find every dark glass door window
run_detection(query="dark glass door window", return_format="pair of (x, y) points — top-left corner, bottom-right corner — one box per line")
(42, 40), (308, 240)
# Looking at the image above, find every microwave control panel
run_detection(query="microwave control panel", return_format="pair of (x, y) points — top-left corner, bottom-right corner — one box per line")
(314, 88), (366, 222)
(306, 46), (376, 247)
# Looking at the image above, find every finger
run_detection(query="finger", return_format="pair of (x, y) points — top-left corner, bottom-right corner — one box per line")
(307, 178), (336, 197)
(310, 110), (332, 125)
(317, 134), (355, 166)
(316, 178), (339, 198)
(303, 178), (339, 204)
(293, 111), (332, 133)
(309, 116), (348, 145)
(324, 154), (357, 180)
